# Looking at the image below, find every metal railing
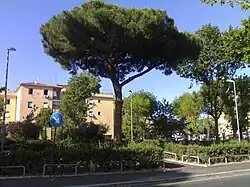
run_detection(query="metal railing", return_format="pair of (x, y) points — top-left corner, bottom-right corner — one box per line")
(0, 166), (26, 176)
(208, 155), (250, 165)
(208, 157), (227, 165)
(164, 151), (177, 160)
(43, 162), (81, 176)
(182, 155), (200, 164)
(229, 154), (250, 161)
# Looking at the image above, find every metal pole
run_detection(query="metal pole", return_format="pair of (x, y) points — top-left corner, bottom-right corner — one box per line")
(1, 50), (10, 152)
(233, 81), (241, 142)
(1, 48), (16, 152)
(52, 127), (57, 175)
(129, 90), (133, 142)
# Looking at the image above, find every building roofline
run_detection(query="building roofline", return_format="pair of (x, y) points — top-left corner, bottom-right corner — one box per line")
(19, 82), (66, 89)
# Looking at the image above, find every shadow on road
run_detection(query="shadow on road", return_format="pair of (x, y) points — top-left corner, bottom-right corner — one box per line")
(0, 169), (192, 187)
(164, 162), (186, 169)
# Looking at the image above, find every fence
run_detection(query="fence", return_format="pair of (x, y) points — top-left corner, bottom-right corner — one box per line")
(0, 166), (26, 176)
(208, 154), (250, 165)
(181, 155), (200, 164)
(163, 151), (177, 160)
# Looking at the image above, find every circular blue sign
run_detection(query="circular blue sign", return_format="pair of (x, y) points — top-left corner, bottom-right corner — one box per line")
(50, 112), (64, 128)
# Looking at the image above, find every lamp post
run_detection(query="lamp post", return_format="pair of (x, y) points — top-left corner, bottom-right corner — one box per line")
(129, 90), (133, 142)
(226, 79), (240, 142)
(1, 47), (16, 152)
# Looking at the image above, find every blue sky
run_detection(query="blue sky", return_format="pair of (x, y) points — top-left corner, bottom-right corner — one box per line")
(0, 0), (249, 102)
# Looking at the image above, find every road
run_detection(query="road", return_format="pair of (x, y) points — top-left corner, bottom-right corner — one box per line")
(153, 174), (250, 187)
(0, 162), (250, 186)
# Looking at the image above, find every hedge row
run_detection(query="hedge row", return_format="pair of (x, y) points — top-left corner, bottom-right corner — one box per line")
(0, 140), (164, 175)
(2, 139), (250, 175)
(164, 141), (250, 164)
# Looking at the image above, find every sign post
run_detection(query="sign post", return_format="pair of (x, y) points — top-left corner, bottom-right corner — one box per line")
(49, 112), (64, 174)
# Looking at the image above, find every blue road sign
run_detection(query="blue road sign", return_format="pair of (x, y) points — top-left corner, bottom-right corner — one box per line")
(50, 112), (64, 128)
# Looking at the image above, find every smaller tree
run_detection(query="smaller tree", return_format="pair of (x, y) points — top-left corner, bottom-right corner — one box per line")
(172, 91), (204, 136)
(57, 122), (108, 144)
(200, 80), (228, 142)
(60, 73), (101, 126)
(152, 99), (187, 139)
(35, 107), (53, 140)
(122, 90), (157, 141)
(223, 75), (250, 138)
(6, 121), (41, 141)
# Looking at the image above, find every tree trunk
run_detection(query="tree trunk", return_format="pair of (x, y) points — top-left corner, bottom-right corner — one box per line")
(214, 118), (219, 143)
(247, 115), (249, 140)
(112, 81), (123, 142)
(239, 126), (243, 140)
(207, 126), (210, 140)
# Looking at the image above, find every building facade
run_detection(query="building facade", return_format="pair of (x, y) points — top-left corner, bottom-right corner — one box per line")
(88, 94), (115, 138)
(1, 82), (115, 138)
(0, 91), (17, 123)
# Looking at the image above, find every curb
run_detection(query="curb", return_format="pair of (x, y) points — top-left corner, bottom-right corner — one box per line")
(82, 168), (250, 187)
(165, 159), (250, 168)
(164, 159), (208, 167)
(0, 169), (164, 180)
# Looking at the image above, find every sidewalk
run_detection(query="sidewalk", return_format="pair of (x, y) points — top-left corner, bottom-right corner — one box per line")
(1, 162), (250, 187)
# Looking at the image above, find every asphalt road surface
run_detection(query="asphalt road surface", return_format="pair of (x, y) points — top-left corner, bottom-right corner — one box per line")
(0, 162), (250, 187)
(153, 174), (250, 187)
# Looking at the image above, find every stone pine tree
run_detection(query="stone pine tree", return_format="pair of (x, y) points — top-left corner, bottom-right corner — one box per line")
(40, 0), (200, 141)
(0, 97), (3, 123)
(201, 0), (250, 10)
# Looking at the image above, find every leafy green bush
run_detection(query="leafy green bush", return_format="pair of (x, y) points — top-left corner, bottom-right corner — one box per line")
(0, 140), (163, 174)
(6, 121), (41, 141)
(164, 141), (250, 163)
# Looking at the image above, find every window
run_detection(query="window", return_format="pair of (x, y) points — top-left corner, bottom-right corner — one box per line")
(98, 100), (101, 103)
(44, 89), (48, 96)
(89, 111), (93, 117)
(6, 99), (10, 105)
(98, 111), (101, 116)
(52, 100), (61, 109)
(28, 88), (33, 95)
(28, 101), (33, 108)
(5, 111), (10, 118)
(43, 102), (49, 108)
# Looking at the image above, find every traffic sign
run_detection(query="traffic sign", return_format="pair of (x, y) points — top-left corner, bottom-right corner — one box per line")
(50, 112), (64, 128)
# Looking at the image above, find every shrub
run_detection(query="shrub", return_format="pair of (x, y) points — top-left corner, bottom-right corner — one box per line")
(164, 141), (250, 163)
(57, 122), (108, 144)
(0, 140), (163, 174)
(6, 121), (41, 141)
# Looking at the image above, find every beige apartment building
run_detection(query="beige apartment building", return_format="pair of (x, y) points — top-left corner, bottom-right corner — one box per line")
(0, 91), (17, 123)
(2, 82), (115, 138)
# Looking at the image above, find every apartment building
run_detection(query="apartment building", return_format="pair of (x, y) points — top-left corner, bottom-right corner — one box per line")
(15, 82), (66, 121)
(88, 94), (115, 138)
(0, 91), (17, 123)
(5, 81), (115, 138)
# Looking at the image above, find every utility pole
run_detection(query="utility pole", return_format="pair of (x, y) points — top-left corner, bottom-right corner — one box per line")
(129, 90), (133, 142)
(1, 47), (16, 152)
(227, 79), (241, 142)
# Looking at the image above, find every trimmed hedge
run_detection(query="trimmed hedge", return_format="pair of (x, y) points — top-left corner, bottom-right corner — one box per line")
(164, 141), (250, 164)
(3, 139), (250, 175)
(0, 140), (164, 175)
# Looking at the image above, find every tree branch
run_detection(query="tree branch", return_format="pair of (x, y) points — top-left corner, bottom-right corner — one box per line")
(121, 66), (157, 87)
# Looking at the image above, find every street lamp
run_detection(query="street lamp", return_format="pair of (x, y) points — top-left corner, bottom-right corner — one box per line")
(1, 47), (16, 152)
(129, 90), (133, 142)
(226, 79), (240, 142)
